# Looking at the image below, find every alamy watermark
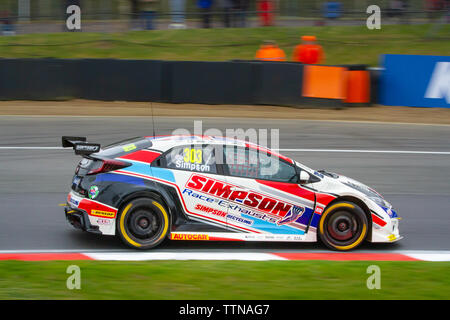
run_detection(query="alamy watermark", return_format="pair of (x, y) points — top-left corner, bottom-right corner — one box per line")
(366, 265), (381, 289)
(169, 120), (281, 175)
(367, 5), (381, 30)
(66, 5), (81, 31)
(65, 4), (380, 32)
(171, 120), (280, 153)
(66, 265), (81, 290)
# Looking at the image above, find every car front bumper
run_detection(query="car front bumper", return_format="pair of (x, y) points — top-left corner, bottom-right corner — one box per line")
(371, 217), (403, 243)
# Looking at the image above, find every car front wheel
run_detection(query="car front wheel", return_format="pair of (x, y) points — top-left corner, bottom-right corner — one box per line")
(319, 201), (368, 251)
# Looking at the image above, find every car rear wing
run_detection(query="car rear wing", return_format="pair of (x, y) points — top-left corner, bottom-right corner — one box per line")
(62, 136), (101, 156)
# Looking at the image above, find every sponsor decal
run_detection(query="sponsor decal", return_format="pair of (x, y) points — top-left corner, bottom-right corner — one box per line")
(186, 175), (305, 222)
(74, 143), (100, 153)
(123, 144), (137, 152)
(91, 209), (115, 218)
(425, 62), (450, 104)
(68, 194), (79, 206)
(243, 234), (305, 241)
(88, 185), (99, 199)
(176, 160), (210, 172)
(174, 147), (211, 172)
(97, 218), (112, 225)
(183, 147), (203, 164)
(314, 171), (324, 178)
(227, 214), (253, 226)
(195, 204), (227, 218)
(194, 204), (253, 226)
(314, 207), (324, 215)
(388, 234), (397, 241)
(171, 233), (209, 241)
(184, 188), (275, 224)
(277, 206), (305, 225)
(380, 54), (450, 108)
(380, 206), (397, 218)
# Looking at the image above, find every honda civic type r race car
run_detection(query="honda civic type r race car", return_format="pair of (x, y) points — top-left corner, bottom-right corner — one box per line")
(63, 135), (402, 251)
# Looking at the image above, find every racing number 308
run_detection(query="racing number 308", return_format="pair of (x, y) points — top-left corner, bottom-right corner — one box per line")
(184, 148), (202, 164)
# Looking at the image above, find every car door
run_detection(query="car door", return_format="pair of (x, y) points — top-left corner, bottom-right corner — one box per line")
(162, 143), (231, 231)
(221, 145), (316, 236)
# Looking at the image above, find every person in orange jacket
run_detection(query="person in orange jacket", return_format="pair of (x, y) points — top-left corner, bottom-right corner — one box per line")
(255, 40), (286, 62)
(292, 35), (324, 64)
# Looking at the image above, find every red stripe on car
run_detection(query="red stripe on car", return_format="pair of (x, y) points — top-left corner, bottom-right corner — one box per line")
(371, 213), (387, 227)
(256, 179), (316, 202)
(315, 193), (337, 207)
(118, 150), (161, 163)
(78, 199), (118, 218)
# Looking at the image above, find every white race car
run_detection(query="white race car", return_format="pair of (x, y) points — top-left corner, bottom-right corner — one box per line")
(63, 135), (402, 251)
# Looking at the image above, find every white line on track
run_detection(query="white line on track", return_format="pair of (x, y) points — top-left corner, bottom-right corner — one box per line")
(275, 149), (450, 155)
(3, 249), (450, 261)
(86, 252), (287, 261)
(0, 146), (450, 155)
(3, 114), (450, 127)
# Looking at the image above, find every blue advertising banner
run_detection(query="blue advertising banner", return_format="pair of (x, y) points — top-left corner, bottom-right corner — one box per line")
(380, 54), (450, 108)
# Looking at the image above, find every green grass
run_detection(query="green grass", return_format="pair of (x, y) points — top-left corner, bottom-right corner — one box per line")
(0, 260), (449, 299)
(0, 24), (449, 65)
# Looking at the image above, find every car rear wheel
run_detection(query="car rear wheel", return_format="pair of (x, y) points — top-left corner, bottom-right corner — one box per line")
(319, 201), (368, 251)
(117, 197), (169, 249)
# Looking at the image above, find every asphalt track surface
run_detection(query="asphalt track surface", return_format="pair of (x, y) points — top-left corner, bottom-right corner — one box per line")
(0, 116), (449, 252)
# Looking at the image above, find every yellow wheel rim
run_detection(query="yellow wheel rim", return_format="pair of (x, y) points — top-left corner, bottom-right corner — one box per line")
(319, 203), (367, 251)
(119, 200), (169, 248)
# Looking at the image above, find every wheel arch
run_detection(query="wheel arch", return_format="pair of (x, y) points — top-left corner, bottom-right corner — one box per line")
(116, 189), (173, 226)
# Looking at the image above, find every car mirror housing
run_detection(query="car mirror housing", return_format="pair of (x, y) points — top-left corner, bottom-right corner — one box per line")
(299, 171), (310, 184)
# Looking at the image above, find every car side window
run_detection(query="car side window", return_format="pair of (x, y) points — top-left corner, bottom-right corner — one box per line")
(223, 146), (298, 183)
(164, 144), (217, 174)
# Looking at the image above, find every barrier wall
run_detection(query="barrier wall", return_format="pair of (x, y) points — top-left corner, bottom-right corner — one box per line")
(253, 62), (304, 106)
(0, 58), (373, 107)
(169, 61), (256, 105)
(0, 58), (164, 102)
(74, 59), (163, 101)
(380, 54), (450, 108)
(0, 59), (73, 100)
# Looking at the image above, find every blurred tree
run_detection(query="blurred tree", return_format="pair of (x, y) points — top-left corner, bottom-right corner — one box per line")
(0, 0), (16, 17)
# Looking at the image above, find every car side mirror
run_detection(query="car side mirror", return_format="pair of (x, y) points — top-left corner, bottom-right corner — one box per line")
(299, 171), (310, 184)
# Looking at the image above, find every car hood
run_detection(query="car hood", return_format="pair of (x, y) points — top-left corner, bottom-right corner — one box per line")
(313, 170), (393, 209)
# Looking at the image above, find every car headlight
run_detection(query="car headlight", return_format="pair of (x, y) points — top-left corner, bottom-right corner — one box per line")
(342, 180), (393, 212)
(369, 196), (391, 208)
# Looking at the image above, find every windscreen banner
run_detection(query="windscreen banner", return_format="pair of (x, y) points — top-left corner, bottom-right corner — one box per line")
(380, 54), (450, 108)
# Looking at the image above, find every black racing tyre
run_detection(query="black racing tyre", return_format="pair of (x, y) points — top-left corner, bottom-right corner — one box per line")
(319, 201), (369, 251)
(117, 197), (169, 250)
